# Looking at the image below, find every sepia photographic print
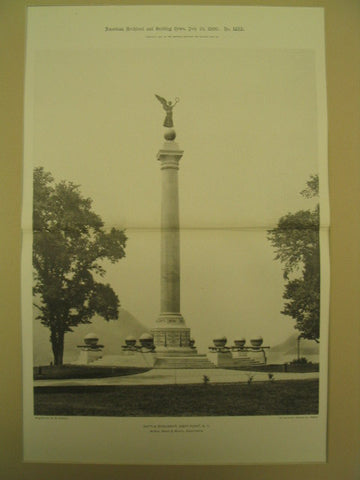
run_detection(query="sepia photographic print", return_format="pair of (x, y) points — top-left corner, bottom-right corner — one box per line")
(22, 6), (329, 464)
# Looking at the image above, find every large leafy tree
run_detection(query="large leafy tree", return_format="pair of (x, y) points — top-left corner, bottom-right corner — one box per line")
(33, 167), (127, 365)
(267, 175), (320, 342)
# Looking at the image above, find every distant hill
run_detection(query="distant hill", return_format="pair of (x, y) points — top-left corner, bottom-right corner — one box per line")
(268, 333), (319, 364)
(271, 333), (319, 355)
(33, 308), (149, 366)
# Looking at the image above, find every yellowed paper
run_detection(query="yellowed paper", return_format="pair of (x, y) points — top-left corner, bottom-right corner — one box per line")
(22, 5), (329, 464)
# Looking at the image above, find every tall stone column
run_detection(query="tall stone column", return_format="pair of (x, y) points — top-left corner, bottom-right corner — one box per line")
(152, 133), (194, 355)
(159, 141), (183, 320)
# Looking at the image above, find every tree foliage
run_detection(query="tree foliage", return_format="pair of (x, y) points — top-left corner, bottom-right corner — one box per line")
(33, 167), (127, 365)
(267, 175), (320, 342)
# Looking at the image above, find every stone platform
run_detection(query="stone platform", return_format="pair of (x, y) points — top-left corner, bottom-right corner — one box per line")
(89, 352), (215, 369)
(87, 352), (216, 369)
(91, 353), (156, 369)
(77, 349), (267, 370)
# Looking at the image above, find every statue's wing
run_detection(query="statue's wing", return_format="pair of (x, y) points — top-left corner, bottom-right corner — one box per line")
(155, 94), (168, 107)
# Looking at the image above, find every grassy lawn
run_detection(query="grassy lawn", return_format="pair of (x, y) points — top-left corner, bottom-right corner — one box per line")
(34, 379), (318, 417)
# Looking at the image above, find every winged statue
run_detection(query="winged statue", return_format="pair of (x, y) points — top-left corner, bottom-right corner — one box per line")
(155, 94), (179, 128)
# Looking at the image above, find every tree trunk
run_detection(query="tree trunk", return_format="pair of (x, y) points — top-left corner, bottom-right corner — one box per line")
(297, 335), (301, 361)
(50, 329), (65, 366)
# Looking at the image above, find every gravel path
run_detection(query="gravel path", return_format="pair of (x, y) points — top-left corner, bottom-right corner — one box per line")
(34, 368), (319, 387)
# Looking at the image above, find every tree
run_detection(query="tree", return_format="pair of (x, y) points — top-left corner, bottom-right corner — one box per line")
(33, 167), (127, 365)
(267, 175), (320, 342)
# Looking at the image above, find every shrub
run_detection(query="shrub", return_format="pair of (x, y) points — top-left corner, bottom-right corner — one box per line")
(246, 374), (255, 385)
(203, 375), (210, 385)
(290, 357), (312, 365)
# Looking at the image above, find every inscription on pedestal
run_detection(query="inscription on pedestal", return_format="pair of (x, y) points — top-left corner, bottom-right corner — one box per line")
(152, 328), (190, 349)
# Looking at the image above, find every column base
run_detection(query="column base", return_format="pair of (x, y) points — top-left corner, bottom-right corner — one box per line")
(155, 313), (186, 326)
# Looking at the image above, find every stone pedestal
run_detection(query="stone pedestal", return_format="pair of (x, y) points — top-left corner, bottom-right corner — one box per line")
(76, 333), (104, 364)
(152, 326), (195, 355)
(207, 350), (234, 368)
(77, 348), (103, 364)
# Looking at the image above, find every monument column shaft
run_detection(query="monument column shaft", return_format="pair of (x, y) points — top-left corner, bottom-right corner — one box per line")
(160, 162), (180, 313)
(152, 137), (200, 355)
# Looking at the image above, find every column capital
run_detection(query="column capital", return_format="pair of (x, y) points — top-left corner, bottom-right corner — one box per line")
(157, 141), (184, 169)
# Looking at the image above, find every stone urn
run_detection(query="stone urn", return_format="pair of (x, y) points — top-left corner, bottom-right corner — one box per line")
(125, 335), (137, 347)
(213, 336), (227, 348)
(250, 336), (263, 348)
(139, 333), (154, 348)
(84, 333), (99, 347)
(234, 338), (246, 348)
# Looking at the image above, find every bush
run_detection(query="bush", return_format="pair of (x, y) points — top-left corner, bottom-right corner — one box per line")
(203, 375), (210, 385)
(290, 357), (312, 365)
(246, 374), (255, 385)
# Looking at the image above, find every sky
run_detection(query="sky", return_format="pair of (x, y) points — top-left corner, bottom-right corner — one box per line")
(30, 46), (320, 353)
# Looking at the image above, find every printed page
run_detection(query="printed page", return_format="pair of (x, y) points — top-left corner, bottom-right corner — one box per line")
(22, 5), (329, 464)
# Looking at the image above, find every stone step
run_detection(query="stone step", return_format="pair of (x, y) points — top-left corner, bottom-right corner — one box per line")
(226, 361), (266, 369)
(153, 356), (216, 369)
(208, 355), (266, 368)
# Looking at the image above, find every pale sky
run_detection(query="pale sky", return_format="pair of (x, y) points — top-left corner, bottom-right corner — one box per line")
(31, 46), (320, 351)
